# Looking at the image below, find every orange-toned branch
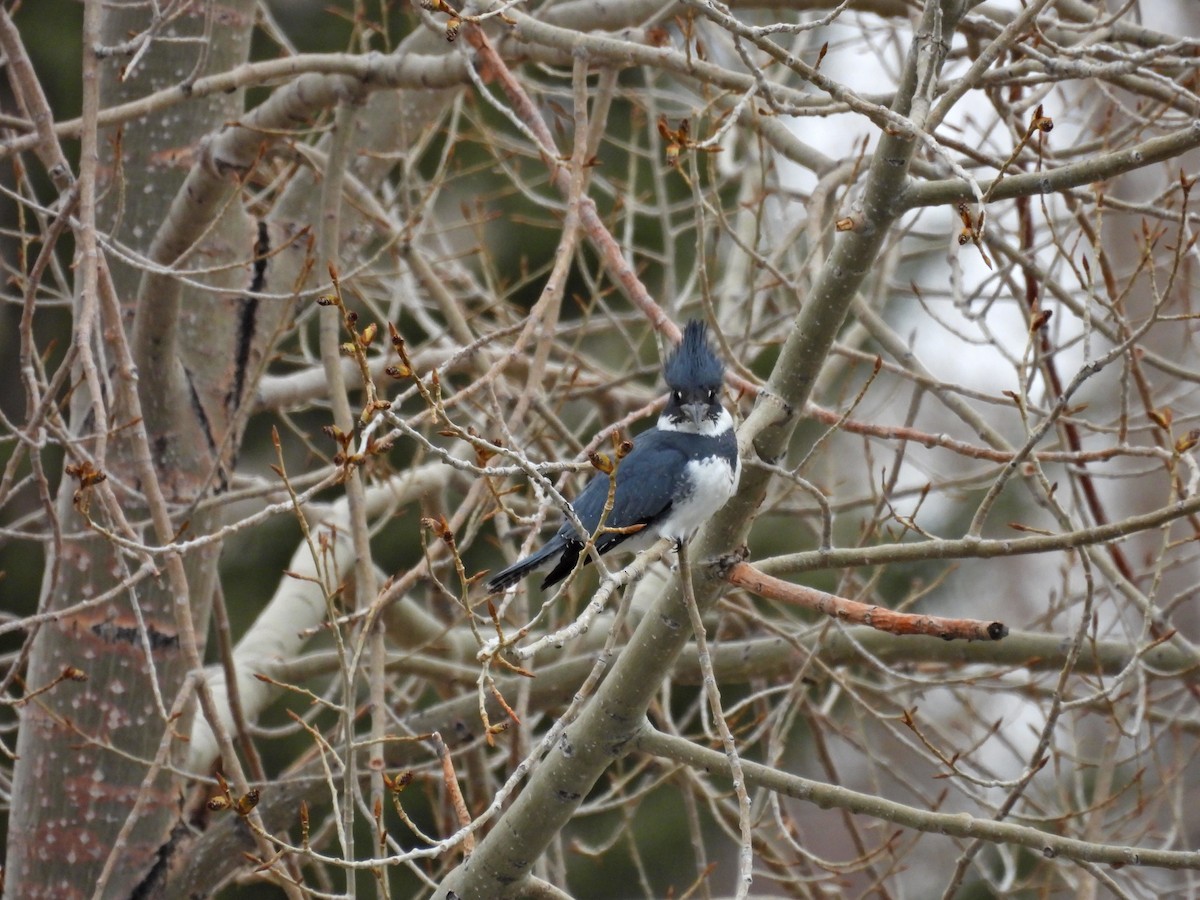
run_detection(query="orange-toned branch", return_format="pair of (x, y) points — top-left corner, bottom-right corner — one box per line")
(725, 562), (1007, 642)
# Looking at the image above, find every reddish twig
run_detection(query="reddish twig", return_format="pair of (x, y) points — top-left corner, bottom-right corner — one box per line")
(432, 732), (475, 855)
(725, 562), (1007, 642)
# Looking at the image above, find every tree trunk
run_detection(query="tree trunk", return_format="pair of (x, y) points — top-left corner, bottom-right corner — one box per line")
(4, 2), (255, 896)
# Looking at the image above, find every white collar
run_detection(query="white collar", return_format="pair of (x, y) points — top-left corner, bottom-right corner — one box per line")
(656, 405), (734, 437)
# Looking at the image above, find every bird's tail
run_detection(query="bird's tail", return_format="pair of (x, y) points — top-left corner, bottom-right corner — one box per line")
(486, 536), (566, 593)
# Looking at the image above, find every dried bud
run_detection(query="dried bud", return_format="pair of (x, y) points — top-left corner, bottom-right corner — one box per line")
(65, 461), (106, 488)
(588, 451), (614, 475)
(235, 789), (261, 816)
(1031, 104), (1053, 133)
(384, 770), (415, 792)
(1149, 408), (1174, 431)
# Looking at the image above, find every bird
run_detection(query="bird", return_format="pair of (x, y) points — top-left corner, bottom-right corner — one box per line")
(486, 319), (740, 592)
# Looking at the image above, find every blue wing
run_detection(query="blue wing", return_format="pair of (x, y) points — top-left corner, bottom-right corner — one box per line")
(553, 429), (693, 547)
(537, 430), (687, 588)
(494, 428), (733, 591)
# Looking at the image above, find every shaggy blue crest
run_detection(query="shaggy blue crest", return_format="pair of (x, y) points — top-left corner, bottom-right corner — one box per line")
(664, 319), (724, 390)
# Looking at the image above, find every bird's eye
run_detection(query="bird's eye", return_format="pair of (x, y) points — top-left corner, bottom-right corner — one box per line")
(673, 390), (684, 404)
(707, 388), (717, 402)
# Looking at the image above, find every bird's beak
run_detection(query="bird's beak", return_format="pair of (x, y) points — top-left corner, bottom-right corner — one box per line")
(683, 402), (707, 427)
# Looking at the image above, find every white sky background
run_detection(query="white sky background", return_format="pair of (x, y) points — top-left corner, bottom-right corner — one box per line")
(775, 0), (1191, 387)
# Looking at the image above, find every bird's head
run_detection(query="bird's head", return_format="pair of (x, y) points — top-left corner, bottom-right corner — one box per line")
(661, 319), (729, 435)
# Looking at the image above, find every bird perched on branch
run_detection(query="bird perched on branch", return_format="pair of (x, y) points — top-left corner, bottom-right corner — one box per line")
(487, 319), (740, 592)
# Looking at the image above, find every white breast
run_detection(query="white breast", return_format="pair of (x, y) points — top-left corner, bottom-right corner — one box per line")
(656, 454), (741, 542)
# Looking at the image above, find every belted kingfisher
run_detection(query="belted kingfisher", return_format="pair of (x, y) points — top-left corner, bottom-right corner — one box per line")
(487, 319), (740, 592)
